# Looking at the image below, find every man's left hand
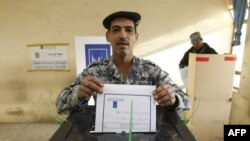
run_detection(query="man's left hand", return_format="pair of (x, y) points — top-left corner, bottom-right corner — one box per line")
(153, 84), (176, 106)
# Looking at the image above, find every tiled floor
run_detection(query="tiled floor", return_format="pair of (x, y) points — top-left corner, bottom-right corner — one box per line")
(0, 123), (60, 141)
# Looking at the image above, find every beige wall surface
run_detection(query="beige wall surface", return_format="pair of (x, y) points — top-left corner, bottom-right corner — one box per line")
(229, 8), (250, 124)
(0, 0), (234, 123)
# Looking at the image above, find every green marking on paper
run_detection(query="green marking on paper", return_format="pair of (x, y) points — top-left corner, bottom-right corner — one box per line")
(128, 100), (133, 141)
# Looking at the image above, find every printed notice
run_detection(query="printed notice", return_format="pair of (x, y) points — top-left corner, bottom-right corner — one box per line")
(30, 45), (68, 70)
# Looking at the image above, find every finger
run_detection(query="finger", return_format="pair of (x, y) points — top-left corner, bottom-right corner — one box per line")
(158, 92), (176, 106)
(82, 76), (104, 93)
(153, 84), (171, 100)
(153, 84), (164, 95)
(77, 85), (92, 100)
(154, 84), (175, 105)
(86, 76), (103, 88)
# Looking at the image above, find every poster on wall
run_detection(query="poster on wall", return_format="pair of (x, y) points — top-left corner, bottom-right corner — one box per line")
(75, 36), (111, 75)
(85, 44), (111, 66)
(27, 43), (69, 71)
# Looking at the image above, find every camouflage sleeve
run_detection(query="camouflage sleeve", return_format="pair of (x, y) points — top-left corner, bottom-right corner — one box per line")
(55, 61), (102, 114)
(164, 74), (191, 113)
(162, 73), (191, 114)
(55, 76), (83, 114)
(148, 61), (191, 114)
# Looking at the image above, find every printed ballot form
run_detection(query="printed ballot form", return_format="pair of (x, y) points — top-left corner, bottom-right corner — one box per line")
(94, 84), (156, 133)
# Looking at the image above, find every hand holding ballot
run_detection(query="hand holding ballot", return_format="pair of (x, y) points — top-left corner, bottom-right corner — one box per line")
(153, 84), (176, 106)
(77, 76), (104, 101)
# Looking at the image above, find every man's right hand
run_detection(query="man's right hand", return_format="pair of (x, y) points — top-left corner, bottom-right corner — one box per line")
(77, 76), (104, 100)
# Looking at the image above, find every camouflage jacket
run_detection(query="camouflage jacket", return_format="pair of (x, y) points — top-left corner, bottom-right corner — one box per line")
(56, 56), (191, 114)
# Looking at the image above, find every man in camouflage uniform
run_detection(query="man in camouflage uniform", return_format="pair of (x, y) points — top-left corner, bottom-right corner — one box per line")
(55, 11), (191, 115)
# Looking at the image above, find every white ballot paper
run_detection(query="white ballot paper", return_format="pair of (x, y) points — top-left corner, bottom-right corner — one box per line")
(94, 84), (156, 133)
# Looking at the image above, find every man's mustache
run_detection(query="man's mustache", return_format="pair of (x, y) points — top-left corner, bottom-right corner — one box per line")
(116, 38), (129, 45)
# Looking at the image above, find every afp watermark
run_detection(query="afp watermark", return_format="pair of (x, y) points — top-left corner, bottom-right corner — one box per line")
(224, 125), (250, 141)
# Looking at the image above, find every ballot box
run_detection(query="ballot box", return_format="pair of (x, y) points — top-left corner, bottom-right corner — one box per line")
(49, 106), (197, 141)
(187, 54), (236, 141)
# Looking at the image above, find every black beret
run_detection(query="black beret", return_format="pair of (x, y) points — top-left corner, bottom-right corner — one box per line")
(103, 11), (141, 29)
